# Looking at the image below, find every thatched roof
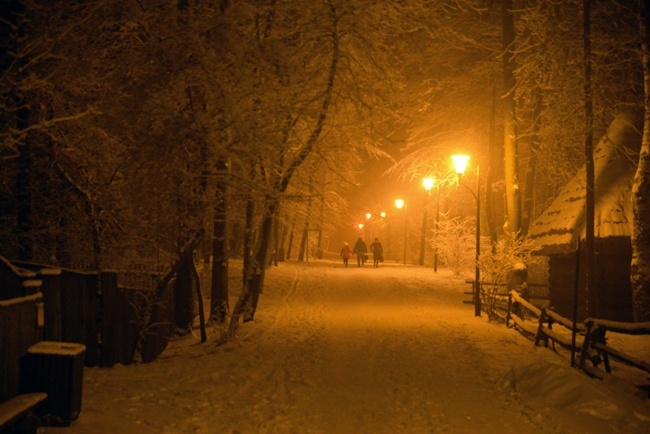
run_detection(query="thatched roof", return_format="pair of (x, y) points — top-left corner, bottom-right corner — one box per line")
(528, 112), (642, 255)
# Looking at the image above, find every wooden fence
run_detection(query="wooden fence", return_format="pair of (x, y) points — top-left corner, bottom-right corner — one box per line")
(499, 288), (650, 381)
(1, 257), (175, 404)
(0, 293), (43, 402)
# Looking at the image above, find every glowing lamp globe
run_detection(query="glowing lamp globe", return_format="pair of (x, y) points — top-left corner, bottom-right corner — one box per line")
(451, 155), (470, 175)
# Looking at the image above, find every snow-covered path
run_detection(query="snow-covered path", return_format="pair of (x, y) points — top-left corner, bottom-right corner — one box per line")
(264, 262), (547, 433)
(41, 260), (650, 434)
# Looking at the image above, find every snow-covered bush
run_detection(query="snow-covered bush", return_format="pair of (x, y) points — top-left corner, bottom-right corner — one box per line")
(430, 216), (475, 276)
(479, 232), (540, 320)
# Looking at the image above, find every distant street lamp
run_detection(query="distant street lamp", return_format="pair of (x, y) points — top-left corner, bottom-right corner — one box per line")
(452, 154), (481, 316)
(395, 199), (407, 264)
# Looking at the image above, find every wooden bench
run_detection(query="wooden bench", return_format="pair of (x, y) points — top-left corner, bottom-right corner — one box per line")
(0, 393), (47, 434)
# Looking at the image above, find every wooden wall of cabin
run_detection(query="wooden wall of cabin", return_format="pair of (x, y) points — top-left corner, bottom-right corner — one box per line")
(547, 237), (634, 322)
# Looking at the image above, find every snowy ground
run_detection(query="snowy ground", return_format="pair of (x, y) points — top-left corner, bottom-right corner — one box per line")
(40, 257), (650, 434)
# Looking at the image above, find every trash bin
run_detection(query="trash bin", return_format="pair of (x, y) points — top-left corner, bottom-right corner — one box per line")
(20, 341), (86, 426)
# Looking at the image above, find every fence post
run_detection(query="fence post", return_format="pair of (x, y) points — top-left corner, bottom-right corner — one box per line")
(534, 308), (546, 347)
(578, 319), (594, 369)
(506, 293), (512, 327)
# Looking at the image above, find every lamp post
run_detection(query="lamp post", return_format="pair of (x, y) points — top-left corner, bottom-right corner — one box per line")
(422, 177), (441, 272)
(420, 178), (434, 266)
(452, 155), (481, 317)
(365, 213), (372, 240)
(395, 199), (407, 264)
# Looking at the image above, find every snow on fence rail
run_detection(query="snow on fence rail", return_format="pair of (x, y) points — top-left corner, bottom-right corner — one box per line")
(505, 290), (541, 336)
(533, 305), (585, 354)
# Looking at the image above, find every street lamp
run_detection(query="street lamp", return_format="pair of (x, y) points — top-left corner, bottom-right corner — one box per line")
(452, 154), (481, 317)
(421, 177), (440, 272)
(419, 178), (434, 266)
(379, 211), (388, 259)
(395, 199), (407, 265)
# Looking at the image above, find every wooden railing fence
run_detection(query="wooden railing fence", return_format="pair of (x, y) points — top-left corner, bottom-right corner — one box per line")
(462, 279), (650, 382)
(579, 318), (650, 380)
(498, 288), (649, 382)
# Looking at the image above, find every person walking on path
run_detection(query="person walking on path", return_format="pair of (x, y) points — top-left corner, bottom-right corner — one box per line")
(353, 237), (367, 267)
(370, 237), (384, 268)
(340, 242), (352, 267)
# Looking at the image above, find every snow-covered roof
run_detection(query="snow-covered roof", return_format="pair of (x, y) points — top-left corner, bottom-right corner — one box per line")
(528, 112), (642, 255)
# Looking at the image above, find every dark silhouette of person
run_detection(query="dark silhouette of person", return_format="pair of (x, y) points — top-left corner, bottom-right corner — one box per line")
(370, 237), (384, 268)
(353, 237), (367, 267)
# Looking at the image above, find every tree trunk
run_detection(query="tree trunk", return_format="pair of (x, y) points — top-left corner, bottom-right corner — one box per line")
(210, 158), (229, 323)
(317, 193), (324, 259)
(485, 79), (499, 249)
(286, 217), (295, 260)
(15, 107), (32, 261)
(173, 257), (194, 334)
(521, 89), (542, 237)
(272, 213), (280, 266)
(298, 183), (313, 262)
(225, 1), (340, 340)
(298, 220), (309, 262)
(419, 196), (428, 266)
(502, 0), (522, 235)
(278, 215), (288, 262)
(583, 0), (597, 317)
(631, 0), (650, 322)
(236, 202), (276, 326)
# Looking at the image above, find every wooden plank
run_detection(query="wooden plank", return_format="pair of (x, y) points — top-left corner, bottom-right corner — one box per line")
(510, 290), (542, 317)
(0, 392), (47, 427)
(0, 295), (42, 402)
(100, 272), (118, 367)
(40, 272), (63, 342)
(539, 326), (582, 351)
(544, 308), (586, 333)
(510, 314), (538, 335)
(83, 273), (100, 367)
(591, 342), (650, 373)
(585, 318), (650, 335)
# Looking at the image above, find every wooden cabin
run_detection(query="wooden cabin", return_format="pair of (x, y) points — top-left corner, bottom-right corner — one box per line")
(528, 112), (642, 322)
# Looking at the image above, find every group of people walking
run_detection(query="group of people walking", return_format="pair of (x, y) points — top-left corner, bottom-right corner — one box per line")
(340, 237), (383, 268)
